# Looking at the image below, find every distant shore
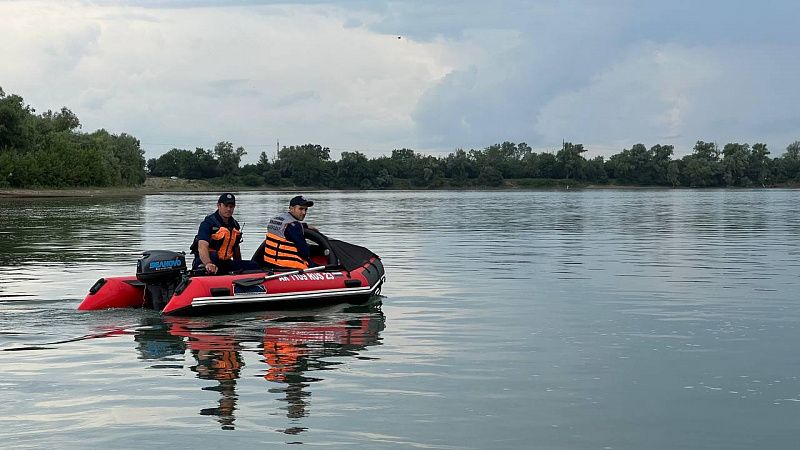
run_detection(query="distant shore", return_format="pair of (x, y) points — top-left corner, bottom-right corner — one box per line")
(1, 177), (797, 198)
(0, 177), (353, 198)
(0, 177), (209, 198)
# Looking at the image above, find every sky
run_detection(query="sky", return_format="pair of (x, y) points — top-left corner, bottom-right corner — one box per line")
(2, 0), (799, 163)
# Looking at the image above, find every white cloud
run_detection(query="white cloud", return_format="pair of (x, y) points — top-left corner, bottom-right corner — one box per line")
(2, 0), (799, 161)
(0, 1), (460, 160)
(534, 43), (800, 157)
(534, 43), (716, 155)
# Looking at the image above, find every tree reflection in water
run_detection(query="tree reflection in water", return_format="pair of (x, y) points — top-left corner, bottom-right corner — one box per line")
(133, 300), (385, 431)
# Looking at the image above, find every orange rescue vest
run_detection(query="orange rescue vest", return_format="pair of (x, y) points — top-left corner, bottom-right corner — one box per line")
(192, 213), (242, 261)
(263, 212), (308, 269)
(211, 225), (241, 261)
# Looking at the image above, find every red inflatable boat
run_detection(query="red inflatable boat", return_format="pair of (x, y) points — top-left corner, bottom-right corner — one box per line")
(78, 231), (385, 316)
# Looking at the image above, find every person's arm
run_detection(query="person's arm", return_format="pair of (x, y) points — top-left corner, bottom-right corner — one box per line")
(195, 219), (217, 273)
(285, 222), (310, 260)
(197, 240), (217, 274)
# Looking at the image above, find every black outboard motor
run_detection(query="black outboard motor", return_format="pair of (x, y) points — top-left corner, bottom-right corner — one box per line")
(136, 250), (187, 310)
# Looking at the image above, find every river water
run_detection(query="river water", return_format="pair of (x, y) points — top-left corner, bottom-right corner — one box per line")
(0, 189), (799, 449)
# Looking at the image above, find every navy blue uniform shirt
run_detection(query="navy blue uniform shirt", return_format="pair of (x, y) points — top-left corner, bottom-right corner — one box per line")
(284, 220), (310, 259)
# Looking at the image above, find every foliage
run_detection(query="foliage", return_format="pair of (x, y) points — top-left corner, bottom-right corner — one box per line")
(0, 88), (146, 188)
(555, 142), (587, 180)
(275, 143), (333, 186)
(147, 147), (217, 179)
(4, 88), (800, 190)
(336, 151), (371, 188)
(680, 141), (721, 187)
(214, 141), (246, 179)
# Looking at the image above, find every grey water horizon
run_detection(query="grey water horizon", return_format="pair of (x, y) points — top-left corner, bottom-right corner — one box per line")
(1, 189), (799, 449)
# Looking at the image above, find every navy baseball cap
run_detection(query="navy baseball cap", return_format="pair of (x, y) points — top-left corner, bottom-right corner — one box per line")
(218, 193), (236, 205)
(289, 195), (313, 207)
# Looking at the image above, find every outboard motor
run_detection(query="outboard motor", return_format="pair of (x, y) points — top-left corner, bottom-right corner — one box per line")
(136, 250), (187, 310)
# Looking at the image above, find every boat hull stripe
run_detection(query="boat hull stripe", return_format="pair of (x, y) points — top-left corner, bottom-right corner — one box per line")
(189, 278), (384, 308)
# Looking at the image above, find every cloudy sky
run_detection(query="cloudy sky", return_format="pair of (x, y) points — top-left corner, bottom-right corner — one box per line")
(2, 0), (799, 162)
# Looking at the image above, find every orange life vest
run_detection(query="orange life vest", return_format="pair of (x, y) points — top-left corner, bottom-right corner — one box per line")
(191, 213), (242, 261)
(211, 226), (241, 261)
(263, 212), (308, 269)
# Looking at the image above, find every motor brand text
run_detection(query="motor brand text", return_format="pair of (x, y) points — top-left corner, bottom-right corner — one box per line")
(148, 259), (183, 270)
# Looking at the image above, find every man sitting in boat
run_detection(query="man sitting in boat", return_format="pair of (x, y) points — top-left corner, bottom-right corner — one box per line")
(263, 195), (318, 269)
(191, 193), (259, 275)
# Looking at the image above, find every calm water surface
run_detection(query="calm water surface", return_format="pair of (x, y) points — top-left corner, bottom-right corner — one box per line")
(1, 190), (799, 449)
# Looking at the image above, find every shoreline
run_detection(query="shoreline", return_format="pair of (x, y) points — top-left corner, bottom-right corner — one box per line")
(2, 178), (798, 198)
(1, 177), (229, 198)
(0, 187), (160, 198)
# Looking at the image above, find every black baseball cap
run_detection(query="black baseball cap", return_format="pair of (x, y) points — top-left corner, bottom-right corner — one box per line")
(289, 195), (313, 207)
(218, 193), (236, 205)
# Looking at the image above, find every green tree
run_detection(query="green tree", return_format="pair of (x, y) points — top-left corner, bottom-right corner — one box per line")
(372, 168), (393, 188)
(680, 141), (721, 187)
(86, 130), (145, 186)
(443, 148), (475, 184)
(413, 154), (443, 187)
(0, 88), (146, 187)
(555, 142), (587, 180)
(276, 143), (332, 186)
(390, 148), (417, 179)
(39, 107), (81, 133)
(776, 141), (800, 182)
(185, 148), (218, 179)
(0, 89), (35, 151)
(748, 143), (771, 186)
(214, 141), (246, 178)
(720, 143), (751, 186)
(255, 151), (274, 178)
(650, 144), (674, 185)
(535, 152), (559, 179)
(337, 151), (371, 187)
(477, 165), (503, 186)
(148, 148), (191, 177)
(665, 160), (681, 187)
(585, 156), (608, 183)
(606, 143), (673, 185)
(473, 141), (530, 179)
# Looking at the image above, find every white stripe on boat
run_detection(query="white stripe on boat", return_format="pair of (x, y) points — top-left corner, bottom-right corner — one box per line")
(189, 278), (384, 308)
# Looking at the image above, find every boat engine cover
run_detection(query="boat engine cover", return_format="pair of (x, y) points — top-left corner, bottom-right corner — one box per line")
(136, 250), (186, 283)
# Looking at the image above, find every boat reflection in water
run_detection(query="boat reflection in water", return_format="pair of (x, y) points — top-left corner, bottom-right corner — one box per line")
(132, 300), (385, 431)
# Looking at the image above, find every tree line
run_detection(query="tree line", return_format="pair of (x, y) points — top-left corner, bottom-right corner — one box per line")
(150, 140), (800, 189)
(0, 88), (146, 188)
(3, 88), (800, 189)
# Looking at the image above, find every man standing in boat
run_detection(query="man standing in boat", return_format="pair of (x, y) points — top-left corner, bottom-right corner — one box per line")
(191, 193), (258, 275)
(263, 195), (318, 269)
